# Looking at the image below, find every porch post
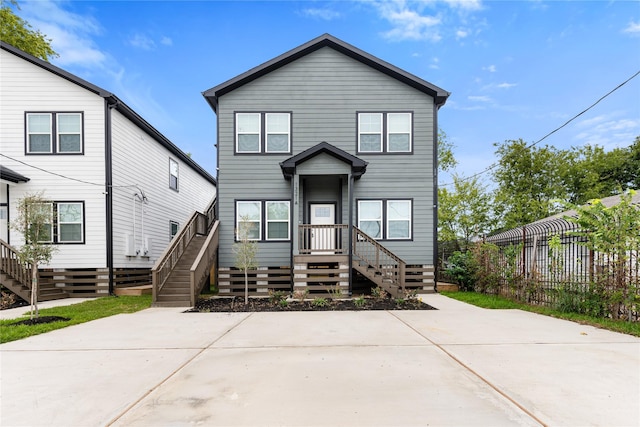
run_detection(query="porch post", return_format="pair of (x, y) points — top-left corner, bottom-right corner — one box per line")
(292, 173), (300, 256)
(348, 173), (354, 295)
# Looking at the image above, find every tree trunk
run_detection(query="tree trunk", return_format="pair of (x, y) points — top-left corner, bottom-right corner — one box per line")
(30, 266), (39, 319)
(244, 268), (248, 306)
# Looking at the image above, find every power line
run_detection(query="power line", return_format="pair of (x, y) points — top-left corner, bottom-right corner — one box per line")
(0, 153), (139, 190)
(440, 69), (640, 187)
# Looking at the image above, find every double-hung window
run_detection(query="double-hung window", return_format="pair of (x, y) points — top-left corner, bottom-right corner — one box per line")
(26, 112), (83, 154)
(235, 112), (291, 153)
(236, 200), (290, 241)
(169, 158), (179, 191)
(357, 112), (412, 153)
(30, 201), (84, 244)
(357, 199), (412, 240)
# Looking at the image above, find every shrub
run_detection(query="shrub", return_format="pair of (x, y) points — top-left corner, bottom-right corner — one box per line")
(445, 251), (476, 291)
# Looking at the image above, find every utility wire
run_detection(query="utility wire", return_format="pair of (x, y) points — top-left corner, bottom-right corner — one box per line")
(440, 69), (640, 187)
(0, 152), (139, 190)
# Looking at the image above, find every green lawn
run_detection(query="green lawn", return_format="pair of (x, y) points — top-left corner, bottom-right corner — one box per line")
(440, 291), (640, 337)
(0, 295), (152, 344)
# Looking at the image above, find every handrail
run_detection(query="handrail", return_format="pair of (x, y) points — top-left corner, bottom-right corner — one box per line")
(298, 224), (349, 254)
(0, 239), (34, 291)
(204, 198), (217, 232)
(189, 220), (219, 305)
(352, 226), (406, 291)
(152, 210), (202, 301)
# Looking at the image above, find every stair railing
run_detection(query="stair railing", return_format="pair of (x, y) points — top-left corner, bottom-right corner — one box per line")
(152, 210), (203, 301)
(352, 226), (406, 292)
(189, 220), (219, 306)
(1, 239), (34, 292)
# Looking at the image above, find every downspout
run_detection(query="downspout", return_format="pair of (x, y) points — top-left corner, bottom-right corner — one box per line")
(105, 98), (117, 295)
(289, 175), (295, 293)
(433, 103), (439, 291)
(132, 193), (137, 254)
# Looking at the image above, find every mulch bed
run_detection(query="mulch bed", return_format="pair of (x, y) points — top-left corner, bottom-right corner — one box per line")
(189, 296), (437, 312)
(9, 316), (71, 326)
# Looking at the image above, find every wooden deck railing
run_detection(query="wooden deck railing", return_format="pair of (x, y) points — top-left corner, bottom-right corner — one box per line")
(189, 220), (219, 305)
(0, 239), (33, 291)
(352, 226), (406, 291)
(298, 224), (349, 254)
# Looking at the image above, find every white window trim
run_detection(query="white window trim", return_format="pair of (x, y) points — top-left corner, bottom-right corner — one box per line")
(386, 113), (412, 153)
(386, 200), (412, 240)
(26, 113), (53, 154)
(57, 202), (84, 243)
(265, 113), (291, 153)
(357, 200), (383, 239)
(236, 113), (262, 153)
(265, 201), (290, 240)
(358, 113), (383, 153)
(56, 113), (83, 153)
(169, 158), (179, 191)
(236, 201), (262, 241)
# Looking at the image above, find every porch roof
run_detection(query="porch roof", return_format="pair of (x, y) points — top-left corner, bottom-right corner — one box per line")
(0, 165), (30, 183)
(279, 141), (368, 180)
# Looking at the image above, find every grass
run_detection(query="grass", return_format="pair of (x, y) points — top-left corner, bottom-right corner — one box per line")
(440, 291), (640, 337)
(0, 295), (152, 344)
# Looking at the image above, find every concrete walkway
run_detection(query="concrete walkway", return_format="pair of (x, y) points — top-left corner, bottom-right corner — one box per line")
(1, 294), (638, 426)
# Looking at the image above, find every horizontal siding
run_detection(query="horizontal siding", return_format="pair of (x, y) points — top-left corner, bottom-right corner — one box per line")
(216, 47), (436, 267)
(1, 49), (107, 268)
(111, 110), (216, 268)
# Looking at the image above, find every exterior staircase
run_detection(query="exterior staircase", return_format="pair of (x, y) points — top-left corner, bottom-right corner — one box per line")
(154, 235), (206, 307)
(351, 226), (406, 297)
(152, 199), (219, 307)
(1, 239), (69, 303)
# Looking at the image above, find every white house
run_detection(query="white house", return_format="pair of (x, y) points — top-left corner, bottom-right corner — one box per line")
(0, 41), (216, 298)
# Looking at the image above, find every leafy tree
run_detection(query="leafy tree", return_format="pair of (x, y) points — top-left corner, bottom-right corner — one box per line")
(492, 139), (569, 229)
(564, 190), (640, 320)
(0, 0), (57, 61)
(233, 216), (258, 305)
(438, 174), (493, 251)
(10, 192), (58, 319)
(437, 128), (457, 173)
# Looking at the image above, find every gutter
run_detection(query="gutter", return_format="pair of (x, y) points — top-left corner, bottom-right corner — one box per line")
(105, 97), (118, 295)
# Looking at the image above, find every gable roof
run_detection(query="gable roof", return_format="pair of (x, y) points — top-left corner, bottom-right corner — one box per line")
(280, 141), (368, 179)
(0, 165), (30, 183)
(1, 41), (216, 185)
(203, 33), (450, 113)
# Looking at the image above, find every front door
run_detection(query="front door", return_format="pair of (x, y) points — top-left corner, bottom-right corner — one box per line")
(310, 203), (335, 253)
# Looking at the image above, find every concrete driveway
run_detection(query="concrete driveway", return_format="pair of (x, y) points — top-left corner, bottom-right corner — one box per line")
(1, 294), (638, 426)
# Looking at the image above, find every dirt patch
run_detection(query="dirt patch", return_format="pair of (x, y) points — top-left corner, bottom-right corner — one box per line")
(9, 316), (71, 326)
(189, 296), (436, 312)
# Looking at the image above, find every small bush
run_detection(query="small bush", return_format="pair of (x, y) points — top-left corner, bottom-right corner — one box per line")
(312, 297), (329, 307)
(445, 251), (476, 291)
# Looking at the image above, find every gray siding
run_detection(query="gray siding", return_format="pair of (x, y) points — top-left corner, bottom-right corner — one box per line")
(217, 46), (436, 267)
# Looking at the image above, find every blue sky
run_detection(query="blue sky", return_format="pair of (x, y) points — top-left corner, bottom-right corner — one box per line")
(16, 0), (640, 185)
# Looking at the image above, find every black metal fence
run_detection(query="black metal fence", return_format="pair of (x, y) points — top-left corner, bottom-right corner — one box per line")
(482, 217), (639, 321)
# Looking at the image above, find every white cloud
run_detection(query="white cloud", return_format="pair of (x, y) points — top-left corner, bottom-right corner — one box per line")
(456, 28), (469, 39)
(301, 8), (342, 20)
(379, 3), (442, 42)
(483, 64), (496, 72)
(468, 95), (492, 102)
(623, 20), (640, 35)
(574, 113), (640, 149)
(20, 0), (106, 69)
(129, 33), (156, 50)
(496, 82), (516, 89)
(442, 0), (483, 11)
(160, 36), (173, 46)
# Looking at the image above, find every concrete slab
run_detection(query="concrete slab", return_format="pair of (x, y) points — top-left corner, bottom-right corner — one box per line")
(2, 294), (639, 427)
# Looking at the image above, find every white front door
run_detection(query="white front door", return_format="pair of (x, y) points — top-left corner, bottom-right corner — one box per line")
(310, 203), (335, 252)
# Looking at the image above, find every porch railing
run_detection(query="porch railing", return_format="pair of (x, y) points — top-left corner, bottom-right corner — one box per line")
(352, 226), (406, 291)
(189, 220), (219, 306)
(298, 224), (349, 254)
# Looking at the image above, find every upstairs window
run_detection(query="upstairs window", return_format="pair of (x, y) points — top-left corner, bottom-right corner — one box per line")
(357, 112), (412, 153)
(169, 158), (179, 191)
(26, 112), (83, 154)
(235, 112), (291, 154)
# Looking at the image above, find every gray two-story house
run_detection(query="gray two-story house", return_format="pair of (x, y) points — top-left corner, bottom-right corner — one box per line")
(203, 34), (449, 297)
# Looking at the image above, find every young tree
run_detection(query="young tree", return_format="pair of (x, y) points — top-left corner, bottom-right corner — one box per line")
(437, 128), (457, 173)
(0, 0), (58, 61)
(233, 216), (258, 305)
(10, 192), (57, 319)
(438, 175), (494, 251)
